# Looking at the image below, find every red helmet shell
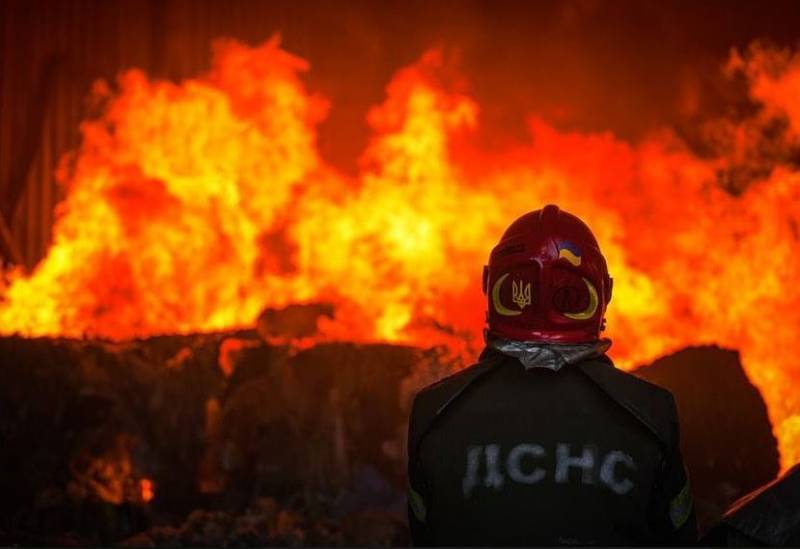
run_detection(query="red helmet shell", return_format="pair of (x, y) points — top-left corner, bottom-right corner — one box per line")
(483, 205), (613, 343)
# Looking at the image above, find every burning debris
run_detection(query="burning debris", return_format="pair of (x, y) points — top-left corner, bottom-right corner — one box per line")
(1, 37), (799, 472)
(1, 10), (800, 545)
(0, 332), (783, 544)
(0, 331), (428, 545)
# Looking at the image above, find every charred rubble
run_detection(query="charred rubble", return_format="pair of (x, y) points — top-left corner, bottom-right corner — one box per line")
(633, 346), (780, 533)
(701, 462), (800, 546)
(0, 327), (781, 544)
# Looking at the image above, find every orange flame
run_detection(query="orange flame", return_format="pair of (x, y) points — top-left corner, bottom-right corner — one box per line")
(1, 38), (799, 470)
(140, 478), (155, 503)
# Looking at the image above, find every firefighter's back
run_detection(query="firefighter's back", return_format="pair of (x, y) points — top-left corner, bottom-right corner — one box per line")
(412, 355), (670, 545)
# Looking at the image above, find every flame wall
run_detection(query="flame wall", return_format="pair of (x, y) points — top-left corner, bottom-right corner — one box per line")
(2, 16), (800, 471)
(5, 0), (800, 266)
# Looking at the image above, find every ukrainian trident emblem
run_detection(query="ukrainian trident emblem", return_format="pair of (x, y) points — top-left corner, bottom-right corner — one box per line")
(512, 280), (532, 310)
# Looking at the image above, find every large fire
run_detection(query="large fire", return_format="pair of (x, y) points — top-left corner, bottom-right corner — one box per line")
(1, 37), (799, 470)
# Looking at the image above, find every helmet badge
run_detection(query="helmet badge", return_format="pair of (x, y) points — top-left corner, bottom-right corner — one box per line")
(491, 273), (531, 316)
(512, 279), (532, 310)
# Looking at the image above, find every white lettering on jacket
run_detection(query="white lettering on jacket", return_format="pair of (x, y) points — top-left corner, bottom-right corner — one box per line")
(462, 443), (637, 498)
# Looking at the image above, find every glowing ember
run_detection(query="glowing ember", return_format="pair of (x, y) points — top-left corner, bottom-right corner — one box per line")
(0, 38), (799, 470)
(140, 478), (155, 503)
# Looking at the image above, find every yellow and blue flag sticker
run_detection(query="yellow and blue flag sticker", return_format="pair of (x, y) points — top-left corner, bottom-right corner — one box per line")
(558, 241), (582, 266)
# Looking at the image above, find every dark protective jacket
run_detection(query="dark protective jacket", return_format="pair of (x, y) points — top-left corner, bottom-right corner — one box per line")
(407, 349), (697, 546)
(701, 463), (800, 546)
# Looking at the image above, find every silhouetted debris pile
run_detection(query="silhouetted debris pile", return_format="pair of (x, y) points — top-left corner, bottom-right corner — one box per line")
(0, 333), (424, 545)
(0, 337), (783, 545)
(256, 303), (335, 341)
(634, 345), (780, 534)
(701, 462), (800, 546)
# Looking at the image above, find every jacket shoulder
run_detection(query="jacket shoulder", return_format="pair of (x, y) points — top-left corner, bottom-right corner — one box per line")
(409, 353), (507, 447)
(577, 357), (679, 449)
(413, 357), (499, 419)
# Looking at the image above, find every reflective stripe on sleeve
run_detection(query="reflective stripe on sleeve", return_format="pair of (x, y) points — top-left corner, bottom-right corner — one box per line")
(408, 486), (427, 523)
(669, 480), (692, 529)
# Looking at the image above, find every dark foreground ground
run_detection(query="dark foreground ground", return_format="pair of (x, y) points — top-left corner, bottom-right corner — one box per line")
(0, 325), (779, 545)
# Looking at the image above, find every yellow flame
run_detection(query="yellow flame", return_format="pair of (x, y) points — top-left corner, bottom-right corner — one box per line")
(0, 39), (799, 470)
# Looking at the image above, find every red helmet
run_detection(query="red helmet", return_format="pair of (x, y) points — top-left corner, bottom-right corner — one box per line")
(483, 205), (613, 343)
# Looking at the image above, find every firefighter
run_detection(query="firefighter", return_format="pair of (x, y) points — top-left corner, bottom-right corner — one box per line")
(407, 205), (697, 545)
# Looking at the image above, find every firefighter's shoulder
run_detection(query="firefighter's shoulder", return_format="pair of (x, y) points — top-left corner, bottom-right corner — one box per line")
(577, 356), (679, 449)
(411, 352), (506, 427)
